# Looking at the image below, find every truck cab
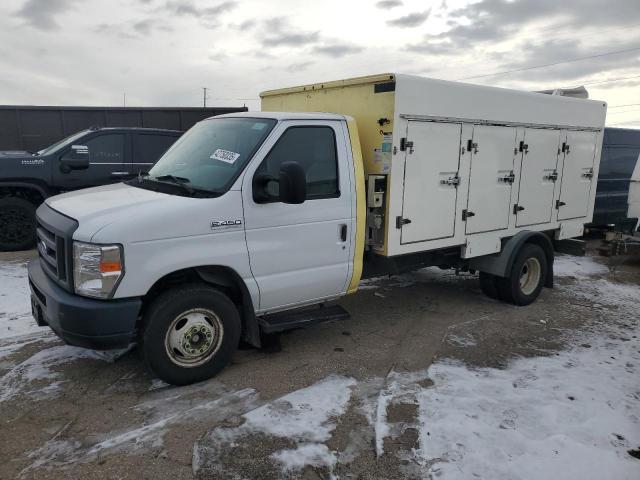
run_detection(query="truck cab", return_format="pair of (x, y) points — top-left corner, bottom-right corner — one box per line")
(0, 127), (181, 251)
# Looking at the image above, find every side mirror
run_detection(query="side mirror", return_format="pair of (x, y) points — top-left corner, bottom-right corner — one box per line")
(60, 145), (90, 172)
(279, 161), (307, 204)
(252, 161), (307, 204)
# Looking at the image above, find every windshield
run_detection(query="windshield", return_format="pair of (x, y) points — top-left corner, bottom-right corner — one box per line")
(147, 117), (276, 193)
(37, 130), (89, 156)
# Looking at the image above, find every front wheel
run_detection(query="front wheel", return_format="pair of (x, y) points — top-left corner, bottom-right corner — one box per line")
(141, 285), (241, 385)
(496, 244), (548, 306)
(0, 197), (37, 251)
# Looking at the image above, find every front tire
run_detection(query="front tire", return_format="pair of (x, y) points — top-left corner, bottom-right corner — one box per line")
(496, 244), (548, 306)
(0, 197), (37, 251)
(141, 285), (241, 385)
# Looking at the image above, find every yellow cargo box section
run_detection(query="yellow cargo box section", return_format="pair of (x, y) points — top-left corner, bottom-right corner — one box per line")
(260, 73), (397, 177)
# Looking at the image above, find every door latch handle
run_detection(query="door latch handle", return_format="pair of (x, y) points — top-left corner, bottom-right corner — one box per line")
(440, 175), (461, 186)
(498, 171), (515, 184)
(340, 224), (348, 242)
(543, 171), (558, 181)
(513, 204), (525, 214)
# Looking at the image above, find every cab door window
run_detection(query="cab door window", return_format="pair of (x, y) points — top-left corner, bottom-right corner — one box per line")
(256, 126), (339, 199)
(84, 134), (125, 164)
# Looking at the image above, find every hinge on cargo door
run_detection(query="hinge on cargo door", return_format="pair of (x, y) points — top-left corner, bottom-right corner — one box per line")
(581, 168), (594, 179)
(440, 174), (461, 187)
(467, 139), (478, 154)
(513, 204), (525, 214)
(462, 209), (475, 221)
(498, 171), (515, 184)
(556, 200), (566, 209)
(400, 138), (414, 153)
(396, 216), (412, 228)
(562, 142), (571, 154)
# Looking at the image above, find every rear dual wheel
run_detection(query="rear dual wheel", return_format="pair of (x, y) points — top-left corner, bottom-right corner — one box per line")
(480, 244), (548, 306)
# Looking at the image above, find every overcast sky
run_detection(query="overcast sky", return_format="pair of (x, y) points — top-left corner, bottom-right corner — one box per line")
(1, 0), (639, 127)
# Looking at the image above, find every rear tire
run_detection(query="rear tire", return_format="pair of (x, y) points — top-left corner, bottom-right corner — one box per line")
(479, 272), (500, 300)
(0, 197), (37, 251)
(141, 285), (241, 386)
(496, 244), (548, 306)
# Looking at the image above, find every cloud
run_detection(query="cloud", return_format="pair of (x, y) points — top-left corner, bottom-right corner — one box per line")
(228, 19), (255, 30)
(375, 0), (402, 9)
(285, 61), (314, 73)
(261, 17), (320, 47)
(164, 0), (236, 19)
(312, 44), (363, 57)
(387, 10), (430, 28)
(14, 0), (77, 30)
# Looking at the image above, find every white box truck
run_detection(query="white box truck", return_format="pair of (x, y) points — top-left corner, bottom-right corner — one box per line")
(28, 74), (606, 385)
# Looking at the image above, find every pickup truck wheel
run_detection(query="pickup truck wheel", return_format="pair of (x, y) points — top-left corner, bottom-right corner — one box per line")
(141, 285), (241, 386)
(496, 244), (547, 306)
(479, 272), (500, 300)
(0, 197), (37, 251)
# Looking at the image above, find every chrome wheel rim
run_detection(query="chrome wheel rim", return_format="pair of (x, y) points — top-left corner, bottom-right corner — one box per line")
(164, 308), (223, 367)
(519, 258), (541, 296)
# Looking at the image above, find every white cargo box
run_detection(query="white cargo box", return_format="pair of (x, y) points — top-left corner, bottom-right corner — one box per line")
(261, 73), (607, 258)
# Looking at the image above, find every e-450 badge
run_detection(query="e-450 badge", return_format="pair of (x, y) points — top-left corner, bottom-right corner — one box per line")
(210, 219), (242, 229)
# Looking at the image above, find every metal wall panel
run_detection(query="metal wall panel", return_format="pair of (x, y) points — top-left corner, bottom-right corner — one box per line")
(0, 106), (248, 151)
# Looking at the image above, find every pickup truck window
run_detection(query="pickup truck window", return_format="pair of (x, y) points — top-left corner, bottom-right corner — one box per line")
(37, 130), (89, 156)
(146, 117), (276, 193)
(82, 134), (125, 163)
(256, 126), (339, 199)
(134, 134), (178, 165)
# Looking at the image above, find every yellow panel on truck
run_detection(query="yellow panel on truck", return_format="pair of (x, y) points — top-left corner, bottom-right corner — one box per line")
(260, 73), (397, 176)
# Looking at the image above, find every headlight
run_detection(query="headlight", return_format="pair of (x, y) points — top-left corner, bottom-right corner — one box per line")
(73, 242), (124, 298)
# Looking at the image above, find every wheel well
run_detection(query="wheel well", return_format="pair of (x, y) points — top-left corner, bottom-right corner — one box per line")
(0, 186), (44, 206)
(141, 266), (260, 347)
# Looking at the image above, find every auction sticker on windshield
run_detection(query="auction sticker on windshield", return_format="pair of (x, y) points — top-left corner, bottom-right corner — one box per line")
(210, 149), (241, 164)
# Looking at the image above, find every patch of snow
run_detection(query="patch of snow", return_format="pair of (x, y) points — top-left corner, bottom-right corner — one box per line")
(195, 375), (356, 477)
(24, 384), (257, 472)
(0, 345), (109, 403)
(414, 322), (640, 479)
(271, 443), (337, 472)
(554, 254), (609, 278)
(0, 261), (43, 340)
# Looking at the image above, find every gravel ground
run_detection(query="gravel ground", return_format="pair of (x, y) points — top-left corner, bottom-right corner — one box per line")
(0, 248), (639, 479)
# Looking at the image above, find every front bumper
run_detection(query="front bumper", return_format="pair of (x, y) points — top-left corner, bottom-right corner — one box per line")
(28, 260), (142, 350)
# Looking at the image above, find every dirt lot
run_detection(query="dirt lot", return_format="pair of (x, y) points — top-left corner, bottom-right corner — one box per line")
(0, 248), (639, 479)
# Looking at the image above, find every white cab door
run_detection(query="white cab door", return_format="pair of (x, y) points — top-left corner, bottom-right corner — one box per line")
(400, 121), (462, 244)
(465, 125), (517, 234)
(557, 131), (598, 220)
(242, 120), (353, 312)
(515, 128), (561, 226)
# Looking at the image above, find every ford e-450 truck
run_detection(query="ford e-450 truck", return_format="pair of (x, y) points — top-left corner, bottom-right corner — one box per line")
(28, 74), (607, 385)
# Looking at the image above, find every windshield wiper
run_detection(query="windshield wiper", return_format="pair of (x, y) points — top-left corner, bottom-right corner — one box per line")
(151, 174), (195, 194)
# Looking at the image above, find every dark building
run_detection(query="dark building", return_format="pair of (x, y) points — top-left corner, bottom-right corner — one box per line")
(0, 105), (248, 152)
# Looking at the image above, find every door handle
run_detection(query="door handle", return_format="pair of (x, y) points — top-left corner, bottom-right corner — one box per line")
(340, 224), (348, 242)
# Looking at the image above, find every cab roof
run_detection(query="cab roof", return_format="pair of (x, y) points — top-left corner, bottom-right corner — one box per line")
(209, 111), (346, 122)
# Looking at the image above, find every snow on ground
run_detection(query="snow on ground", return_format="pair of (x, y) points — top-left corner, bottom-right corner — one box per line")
(194, 376), (356, 476)
(0, 261), (44, 340)
(553, 254), (610, 278)
(24, 383), (258, 473)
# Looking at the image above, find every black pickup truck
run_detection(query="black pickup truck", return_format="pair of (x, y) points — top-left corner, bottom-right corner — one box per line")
(0, 127), (182, 251)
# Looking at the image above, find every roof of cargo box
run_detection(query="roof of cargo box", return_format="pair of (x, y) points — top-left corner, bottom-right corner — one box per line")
(261, 73), (607, 131)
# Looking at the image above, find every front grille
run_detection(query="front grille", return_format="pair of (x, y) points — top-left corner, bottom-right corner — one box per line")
(35, 204), (78, 292)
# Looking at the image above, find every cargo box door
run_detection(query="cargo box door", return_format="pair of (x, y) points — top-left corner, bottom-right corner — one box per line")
(400, 121), (462, 244)
(515, 128), (561, 227)
(465, 125), (518, 234)
(557, 131), (598, 220)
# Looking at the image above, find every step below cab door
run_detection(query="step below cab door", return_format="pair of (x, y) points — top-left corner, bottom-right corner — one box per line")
(400, 121), (462, 244)
(557, 130), (598, 220)
(242, 120), (354, 312)
(464, 125), (518, 234)
(515, 128), (561, 227)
